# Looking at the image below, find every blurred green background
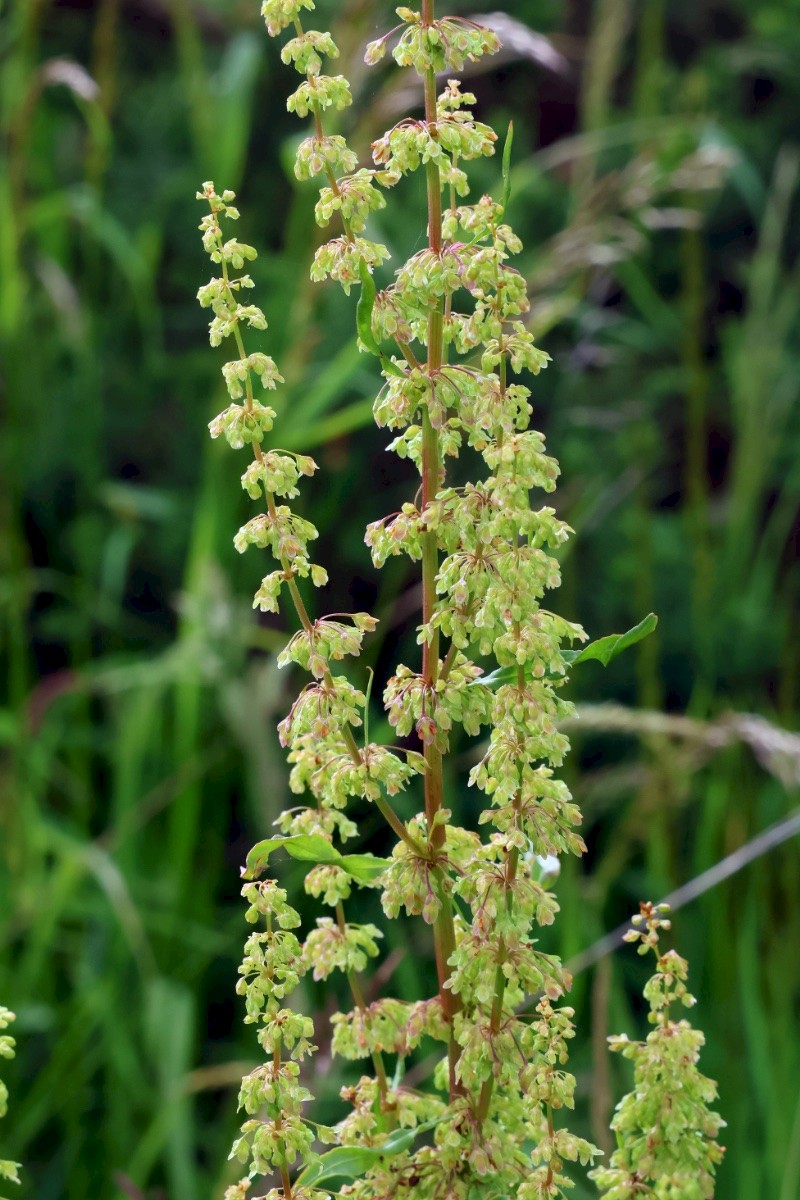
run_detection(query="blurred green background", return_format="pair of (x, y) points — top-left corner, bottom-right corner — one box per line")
(1, 0), (799, 1196)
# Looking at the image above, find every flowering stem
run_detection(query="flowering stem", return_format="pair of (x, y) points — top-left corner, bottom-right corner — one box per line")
(335, 900), (394, 1123)
(417, 12), (463, 1101)
(215, 220), (427, 875)
(474, 536), (522, 1123)
(475, 841), (520, 1122)
(265, 912), (294, 1200)
(202, 1), (648, 1188)
(285, 557), (426, 857)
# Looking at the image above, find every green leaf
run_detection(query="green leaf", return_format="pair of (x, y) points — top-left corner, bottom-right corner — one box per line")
(379, 353), (407, 379)
(562, 612), (658, 667)
(476, 614), (658, 689)
(356, 258), (381, 356)
(295, 1120), (440, 1189)
(355, 258), (406, 379)
(338, 854), (389, 884)
(501, 119), (514, 214)
(244, 835), (388, 884)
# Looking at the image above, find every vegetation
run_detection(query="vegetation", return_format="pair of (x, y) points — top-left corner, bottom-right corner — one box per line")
(198, 3), (725, 1195)
(591, 905), (723, 1199)
(1, 0), (798, 1198)
(0, 1009), (20, 1196)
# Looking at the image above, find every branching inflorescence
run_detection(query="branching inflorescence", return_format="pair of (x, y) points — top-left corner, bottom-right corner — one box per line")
(196, 4), (724, 1199)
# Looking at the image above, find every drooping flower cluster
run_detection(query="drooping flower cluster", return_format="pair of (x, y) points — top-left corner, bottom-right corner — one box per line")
(229, 883), (317, 1180)
(197, 178), (421, 811)
(198, 3), (721, 1200)
(590, 904), (725, 1200)
(199, 176), (427, 1194)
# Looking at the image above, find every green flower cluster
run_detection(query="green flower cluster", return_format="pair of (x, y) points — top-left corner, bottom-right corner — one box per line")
(315, 168), (387, 232)
(384, 653), (491, 749)
(0, 1008), (20, 1194)
(371, 106), (496, 178)
(332, 995), (447, 1060)
(287, 73), (352, 118)
(303, 918), (382, 980)
(365, 9), (499, 73)
(336, 1075), (443, 1149)
(381, 815), (480, 924)
(277, 614), (377, 677)
(228, 881), (320, 1191)
(590, 904), (725, 1199)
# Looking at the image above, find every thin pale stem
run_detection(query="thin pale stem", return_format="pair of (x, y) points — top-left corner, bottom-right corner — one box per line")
(475, 843), (520, 1122)
(334, 900), (394, 1122)
(265, 912), (294, 1200)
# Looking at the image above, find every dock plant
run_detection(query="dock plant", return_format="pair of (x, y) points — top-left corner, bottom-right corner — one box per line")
(195, 3), (724, 1198)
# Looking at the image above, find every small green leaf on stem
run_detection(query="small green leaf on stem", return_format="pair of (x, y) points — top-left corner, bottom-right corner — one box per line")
(244, 834), (388, 885)
(295, 1118), (443, 1188)
(476, 614), (658, 688)
(356, 258), (381, 356)
(563, 612), (658, 667)
(501, 120), (514, 214)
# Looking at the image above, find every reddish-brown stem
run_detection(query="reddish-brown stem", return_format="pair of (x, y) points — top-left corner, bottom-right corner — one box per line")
(416, 10), (463, 1100)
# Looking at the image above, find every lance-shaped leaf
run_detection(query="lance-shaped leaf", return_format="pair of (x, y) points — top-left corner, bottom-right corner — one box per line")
(501, 119), (514, 214)
(563, 612), (658, 667)
(295, 1118), (443, 1189)
(477, 614), (658, 689)
(243, 834), (388, 885)
(356, 258), (405, 378)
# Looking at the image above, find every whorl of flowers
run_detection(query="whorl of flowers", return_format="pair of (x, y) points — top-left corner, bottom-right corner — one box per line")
(197, 4), (722, 1200)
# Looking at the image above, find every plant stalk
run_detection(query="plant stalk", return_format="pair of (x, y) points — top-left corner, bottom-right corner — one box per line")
(417, 15), (462, 1098)
(475, 843), (520, 1122)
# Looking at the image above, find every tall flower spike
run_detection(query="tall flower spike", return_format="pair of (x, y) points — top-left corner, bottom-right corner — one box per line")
(199, 4), (721, 1199)
(229, 882), (321, 1196)
(198, 179), (400, 1192)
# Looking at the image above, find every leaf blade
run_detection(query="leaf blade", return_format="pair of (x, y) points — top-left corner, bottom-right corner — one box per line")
(501, 119), (514, 214)
(295, 1120), (440, 1189)
(475, 614), (658, 689)
(244, 835), (387, 885)
(564, 612), (658, 667)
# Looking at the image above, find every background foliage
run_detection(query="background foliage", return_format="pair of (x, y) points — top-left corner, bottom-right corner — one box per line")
(1, 0), (799, 1196)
